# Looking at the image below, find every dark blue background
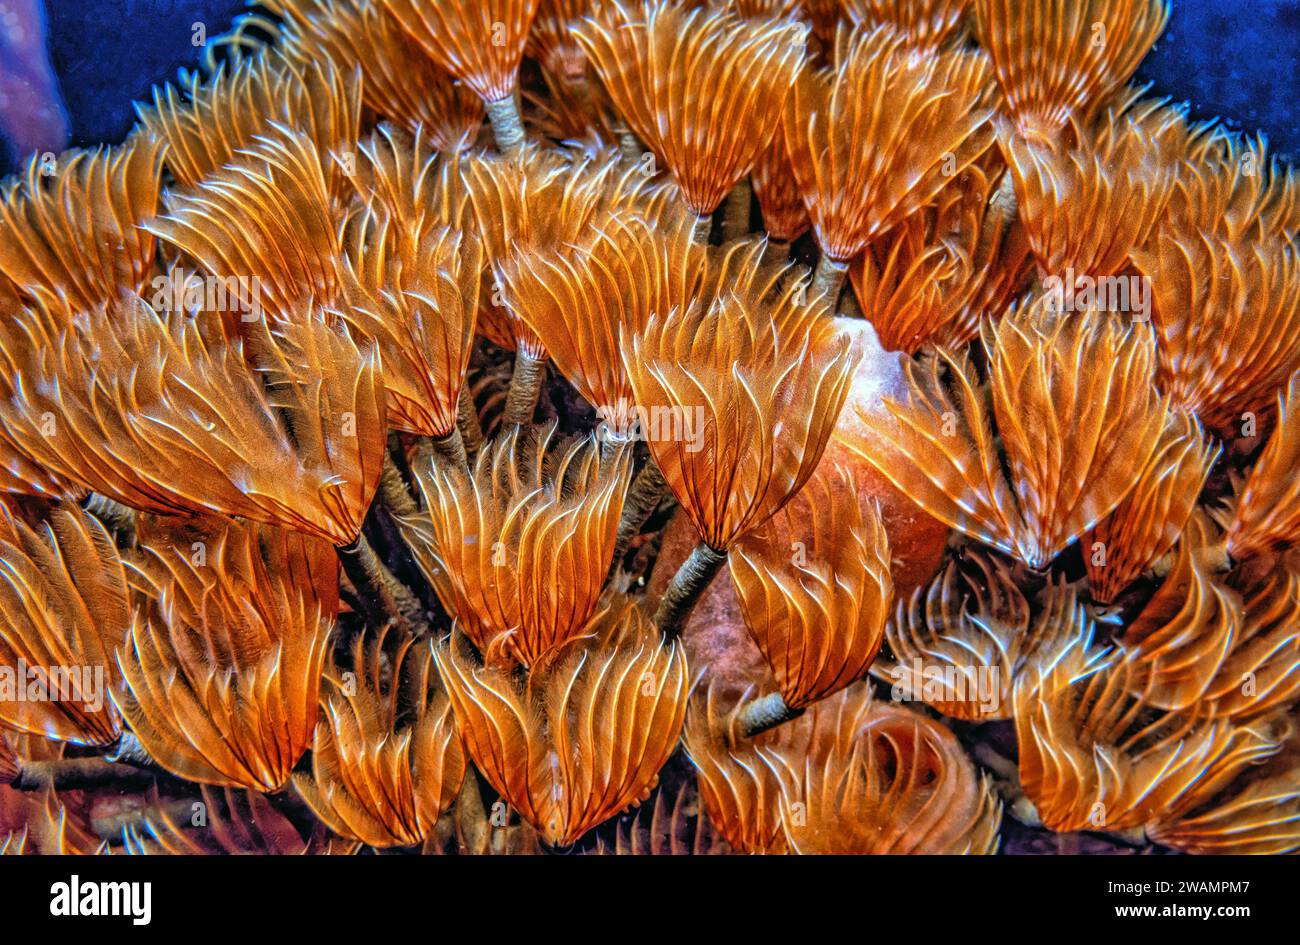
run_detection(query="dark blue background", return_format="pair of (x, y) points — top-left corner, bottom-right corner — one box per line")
(7, 0), (1300, 173)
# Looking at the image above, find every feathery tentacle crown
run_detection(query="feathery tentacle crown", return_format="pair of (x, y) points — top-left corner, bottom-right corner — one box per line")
(845, 299), (1169, 570)
(686, 682), (1001, 853)
(882, 556), (1088, 721)
(752, 135), (810, 245)
(294, 628), (465, 847)
(0, 293), (384, 545)
(1013, 634), (1284, 834)
(1001, 98), (1183, 281)
(575, 0), (806, 217)
(730, 465), (893, 709)
(501, 208), (703, 440)
(1133, 199), (1300, 435)
(404, 424), (631, 669)
(849, 153), (1030, 353)
(466, 143), (667, 360)
(624, 240), (858, 551)
(145, 127), (348, 325)
(337, 132), (484, 440)
(435, 599), (688, 846)
(1148, 741), (1300, 855)
(137, 53), (361, 191)
(783, 24), (995, 263)
(268, 0), (485, 151)
(116, 519), (334, 791)
(383, 0), (540, 106)
(0, 136), (164, 310)
(0, 504), (129, 745)
(973, 0), (1171, 142)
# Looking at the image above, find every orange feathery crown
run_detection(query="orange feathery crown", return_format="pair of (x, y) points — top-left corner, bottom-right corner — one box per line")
(576, 0), (806, 217)
(783, 24), (995, 263)
(623, 240), (858, 551)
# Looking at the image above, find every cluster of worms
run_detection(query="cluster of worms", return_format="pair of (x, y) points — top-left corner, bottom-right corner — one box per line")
(0, 0), (1298, 856)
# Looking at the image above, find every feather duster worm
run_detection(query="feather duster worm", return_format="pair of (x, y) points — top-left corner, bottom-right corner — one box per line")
(501, 208), (703, 443)
(882, 556), (1086, 721)
(434, 598), (689, 846)
(686, 682), (1000, 853)
(729, 466), (892, 714)
(623, 240), (856, 552)
(381, 0), (539, 151)
(575, 0), (805, 218)
(267, 0), (483, 151)
(0, 136), (163, 310)
(846, 302), (1168, 570)
(972, 0), (1170, 142)
(1119, 519), (1240, 712)
(116, 519), (333, 791)
(1012, 635), (1283, 833)
(999, 100), (1180, 281)
(464, 143), (666, 424)
(1226, 370), (1300, 561)
(0, 504), (128, 745)
(293, 629), (465, 847)
(403, 424), (630, 668)
(338, 128), (482, 455)
(464, 144), (627, 358)
(1148, 738), (1300, 855)
(338, 214), (483, 442)
(1132, 230), (1300, 435)
(1085, 412), (1217, 604)
(849, 156), (1029, 353)
(1114, 516), (1300, 722)
(146, 128), (346, 325)
(775, 701), (1000, 854)
(137, 54), (361, 191)
(0, 295), (384, 546)
(782, 25), (994, 293)
(841, 0), (969, 48)
(623, 240), (856, 633)
(135, 511), (342, 620)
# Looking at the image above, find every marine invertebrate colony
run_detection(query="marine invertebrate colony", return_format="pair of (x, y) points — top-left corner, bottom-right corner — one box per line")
(0, 0), (1297, 864)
